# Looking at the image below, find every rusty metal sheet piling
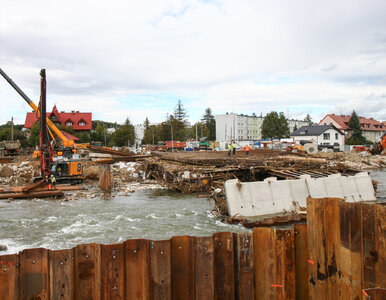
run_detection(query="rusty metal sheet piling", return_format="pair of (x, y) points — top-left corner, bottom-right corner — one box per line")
(150, 240), (171, 300)
(0, 253), (19, 300)
(213, 232), (235, 300)
(49, 249), (75, 300)
(0, 204), (384, 299)
(194, 236), (214, 300)
(101, 243), (125, 300)
(125, 239), (150, 300)
(19, 248), (49, 300)
(74, 243), (101, 300)
(171, 235), (194, 300)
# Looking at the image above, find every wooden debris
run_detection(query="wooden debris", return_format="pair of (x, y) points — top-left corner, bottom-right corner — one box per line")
(88, 145), (134, 156)
(0, 190), (64, 199)
(99, 163), (112, 193)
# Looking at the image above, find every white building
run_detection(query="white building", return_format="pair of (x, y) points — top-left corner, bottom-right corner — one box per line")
(134, 124), (145, 146)
(287, 119), (310, 134)
(215, 113), (264, 146)
(291, 125), (344, 146)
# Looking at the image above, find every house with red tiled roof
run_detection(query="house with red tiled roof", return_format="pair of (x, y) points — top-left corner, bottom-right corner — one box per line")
(318, 114), (385, 143)
(24, 105), (92, 133)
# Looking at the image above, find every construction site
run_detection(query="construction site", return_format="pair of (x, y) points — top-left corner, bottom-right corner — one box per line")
(0, 68), (385, 299)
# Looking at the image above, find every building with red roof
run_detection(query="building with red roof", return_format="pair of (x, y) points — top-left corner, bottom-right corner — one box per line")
(318, 114), (385, 143)
(24, 105), (92, 133)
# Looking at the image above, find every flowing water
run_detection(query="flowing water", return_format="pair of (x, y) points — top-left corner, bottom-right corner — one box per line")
(0, 189), (249, 254)
(0, 170), (384, 255)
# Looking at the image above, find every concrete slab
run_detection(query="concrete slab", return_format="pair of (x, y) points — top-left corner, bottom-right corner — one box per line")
(225, 172), (376, 218)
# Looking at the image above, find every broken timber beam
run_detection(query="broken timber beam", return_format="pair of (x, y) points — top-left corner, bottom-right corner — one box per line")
(0, 190), (64, 199)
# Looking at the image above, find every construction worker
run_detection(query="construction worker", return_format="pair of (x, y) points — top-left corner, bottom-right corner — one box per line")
(227, 143), (232, 157)
(51, 175), (56, 189)
(244, 144), (250, 158)
(232, 141), (236, 156)
(45, 175), (52, 190)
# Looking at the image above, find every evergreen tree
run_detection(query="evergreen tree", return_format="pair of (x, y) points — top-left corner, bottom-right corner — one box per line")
(261, 111), (290, 139)
(174, 99), (188, 122)
(348, 111), (362, 139)
(201, 108), (216, 140)
(346, 110), (367, 144)
(142, 118), (154, 144)
(90, 121), (105, 143)
(111, 118), (135, 147)
(304, 114), (313, 125)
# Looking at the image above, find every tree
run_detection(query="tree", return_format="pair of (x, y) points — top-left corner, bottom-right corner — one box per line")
(188, 122), (210, 140)
(174, 99), (188, 122)
(0, 126), (28, 148)
(142, 118), (154, 144)
(261, 111), (290, 139)
(111, 118), (135, 147)
(304, 114), (313, 125)
(28, 121), (41, 147)
(201, 108), (216, 140)
(346, 110), (367, 144)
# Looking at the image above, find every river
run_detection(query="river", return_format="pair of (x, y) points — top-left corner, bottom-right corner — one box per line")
(0, 170), (384, 255)
(0, 189), (249, 255)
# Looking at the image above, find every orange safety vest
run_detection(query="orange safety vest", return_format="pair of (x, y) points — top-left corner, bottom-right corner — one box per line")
(244, 145), (250, 151)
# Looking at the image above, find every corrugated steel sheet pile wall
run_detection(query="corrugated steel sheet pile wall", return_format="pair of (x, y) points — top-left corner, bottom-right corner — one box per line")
(0, 198), (384, 299)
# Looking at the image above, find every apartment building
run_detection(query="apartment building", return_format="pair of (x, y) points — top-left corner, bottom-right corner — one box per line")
(215, 113), (263, 143)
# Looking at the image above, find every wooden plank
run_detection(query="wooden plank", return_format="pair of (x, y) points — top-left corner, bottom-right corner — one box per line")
(235, 233), (254, 300)
(194, 236), (214, 300)
(295, 223), (309, 300)
(253, 227), (274, 299)
(19, 247), (49, 300)
(171, 235), (194, 300)
(101, 243), (125, 300)
(282, 228), (296, 300)
(0, 254), (19, 300)
(150, 240), (171, 300)
(49, 249), (74, 300)
(361, 203), (376, 289)
(213, 232), (235, 300)
(374, 204), (386, 288)
(306, 197), (319, 299)
(125, 239), (150, 300)
(74, 243), (101, 300)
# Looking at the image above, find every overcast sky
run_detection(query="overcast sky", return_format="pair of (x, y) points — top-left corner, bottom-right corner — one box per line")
(1, 0), (385, 126)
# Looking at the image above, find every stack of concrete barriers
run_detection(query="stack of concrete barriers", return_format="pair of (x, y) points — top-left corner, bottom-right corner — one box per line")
(224, 172), (376, 217)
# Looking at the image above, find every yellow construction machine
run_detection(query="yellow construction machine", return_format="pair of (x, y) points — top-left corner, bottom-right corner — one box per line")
(0, 68), (83, 183)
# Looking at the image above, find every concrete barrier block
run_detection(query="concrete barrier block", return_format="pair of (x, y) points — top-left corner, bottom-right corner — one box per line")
(324, 174), (345, 198)
(340, 176), (360, 202)
(269, 180), (293, 213)
(354, 172), (376, 201)
(306, 177), (327, 198)
(289, 178), (309, 208)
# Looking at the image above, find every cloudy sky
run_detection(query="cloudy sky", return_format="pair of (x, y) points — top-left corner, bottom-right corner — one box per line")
(0, 0), (385, 126)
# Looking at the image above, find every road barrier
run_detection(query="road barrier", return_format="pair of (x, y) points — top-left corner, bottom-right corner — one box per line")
(0, 198), (384, 299)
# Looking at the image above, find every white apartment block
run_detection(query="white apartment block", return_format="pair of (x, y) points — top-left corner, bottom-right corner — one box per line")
(287, 119), (310, 134)
(215, 113), (264, 143)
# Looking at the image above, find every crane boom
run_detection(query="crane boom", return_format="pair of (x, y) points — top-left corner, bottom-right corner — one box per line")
(0, 67), (74, 147)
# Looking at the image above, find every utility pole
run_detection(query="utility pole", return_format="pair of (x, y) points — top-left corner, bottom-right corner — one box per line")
(11, 117), (14, 141)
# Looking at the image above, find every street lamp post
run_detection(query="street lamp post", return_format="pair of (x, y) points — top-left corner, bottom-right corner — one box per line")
(166, 123), (174, 152)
